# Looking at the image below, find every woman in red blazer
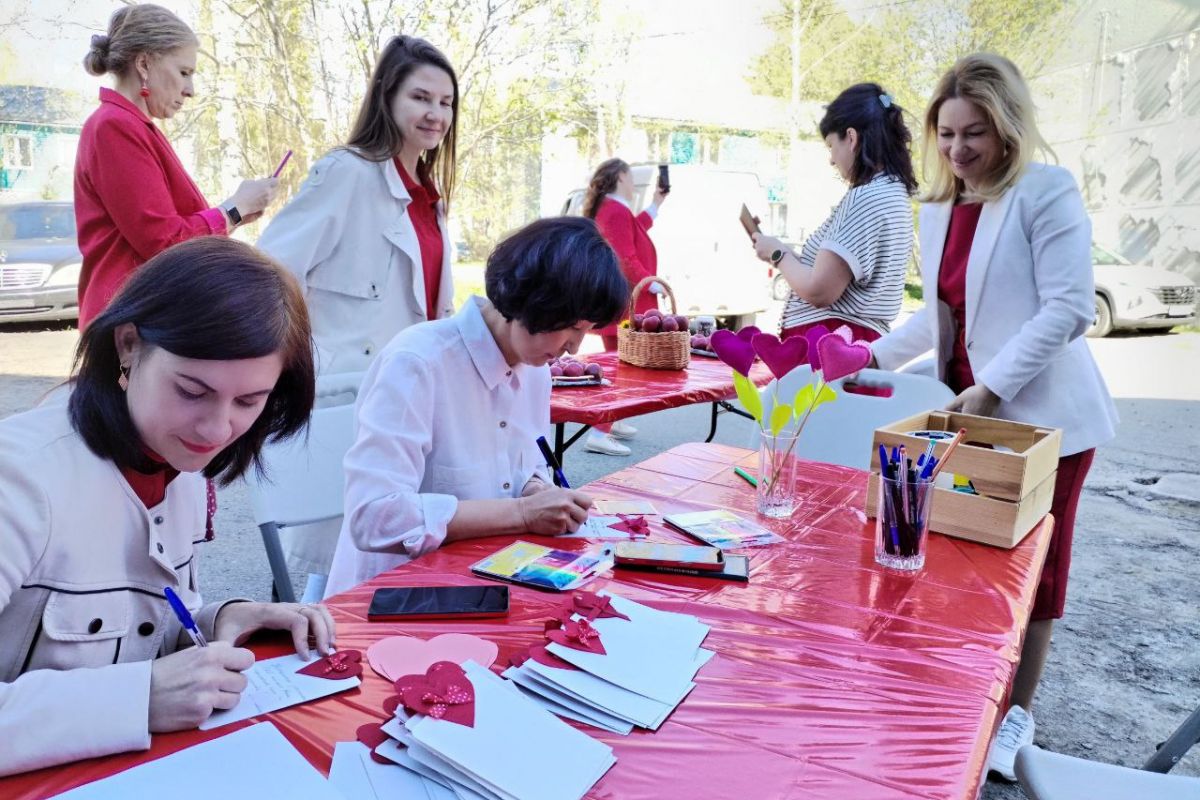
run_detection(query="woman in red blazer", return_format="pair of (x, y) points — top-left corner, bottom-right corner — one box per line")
(583, 158), (669, 455)
(75, 4), (279, 329)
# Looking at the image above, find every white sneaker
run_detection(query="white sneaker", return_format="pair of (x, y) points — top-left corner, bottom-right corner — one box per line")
(987, 705), (1035, 782)
(609, 420), (638, 440)
(585, 433), (632, 456)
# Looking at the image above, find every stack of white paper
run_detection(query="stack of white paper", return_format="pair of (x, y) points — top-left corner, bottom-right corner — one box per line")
(368, 660), (615, 800)
(502, 592), (713, 733)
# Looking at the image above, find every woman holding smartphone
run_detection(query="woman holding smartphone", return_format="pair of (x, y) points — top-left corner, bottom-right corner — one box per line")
(751, 83), (916, 343)
(869, 54), (1117, 781)
(258, 35), (458, 375)
(582, 158), (669, 456)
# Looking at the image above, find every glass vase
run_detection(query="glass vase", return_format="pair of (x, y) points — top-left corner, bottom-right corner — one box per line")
(756, 428), (801, 518)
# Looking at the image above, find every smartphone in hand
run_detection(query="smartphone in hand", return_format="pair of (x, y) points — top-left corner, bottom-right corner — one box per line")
(657, 164), (670, 194)
(739, 204), (761, 240)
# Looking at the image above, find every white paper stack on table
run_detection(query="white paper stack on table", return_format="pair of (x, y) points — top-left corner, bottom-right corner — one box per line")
(503, 591), (713, 733)
(368, 660), (615, 800)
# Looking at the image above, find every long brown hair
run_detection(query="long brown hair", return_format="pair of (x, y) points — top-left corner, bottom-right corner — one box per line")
(70, 237), (315, 486)
(582, 158), (629, 219)
(346, 35), (459, 210)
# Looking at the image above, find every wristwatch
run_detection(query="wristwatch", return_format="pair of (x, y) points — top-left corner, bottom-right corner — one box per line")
(770, 249), (785, 265)
(223, 204), (242, 227)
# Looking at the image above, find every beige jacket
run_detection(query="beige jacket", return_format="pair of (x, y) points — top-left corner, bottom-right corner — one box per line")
(0, 402), (232, 776)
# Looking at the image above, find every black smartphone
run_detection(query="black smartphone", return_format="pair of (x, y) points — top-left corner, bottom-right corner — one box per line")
(367, 586), (510, 621)
(657, 164), (670, 194)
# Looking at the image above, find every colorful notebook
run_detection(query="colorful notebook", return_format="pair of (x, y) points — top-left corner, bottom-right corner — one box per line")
(470, 541), (613, 591)
(663, 509), (785, 549)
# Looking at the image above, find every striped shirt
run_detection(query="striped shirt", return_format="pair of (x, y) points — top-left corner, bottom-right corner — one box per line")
(780, 173), (913, 335)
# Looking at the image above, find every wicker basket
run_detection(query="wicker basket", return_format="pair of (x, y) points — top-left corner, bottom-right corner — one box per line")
(617, 277), (690, 370)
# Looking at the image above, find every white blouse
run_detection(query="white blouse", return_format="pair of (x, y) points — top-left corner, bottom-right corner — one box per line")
(324, 296), (552, 596)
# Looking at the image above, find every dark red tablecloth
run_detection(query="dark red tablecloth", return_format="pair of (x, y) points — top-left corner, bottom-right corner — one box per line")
(4, 443), (1050, 800)
(551, 352), (773, 426)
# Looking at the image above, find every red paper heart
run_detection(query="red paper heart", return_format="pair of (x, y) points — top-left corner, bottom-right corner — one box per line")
(356, 722), (393, 764)
(610, 514), (650, 537)
(752, 333), (809, 380)
(710, 329), (756, 376)
(546, 618), (606, 654)
(382, 695), (401, 716)
(296, 649), (363, 680)
(510, 644), (580, 671)
(816, 333), (872, 382)
(571, 591), (631, 621)
(396, 661), (475, 727)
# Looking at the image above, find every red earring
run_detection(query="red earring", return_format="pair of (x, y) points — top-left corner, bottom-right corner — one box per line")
(139, 81), (150, 98)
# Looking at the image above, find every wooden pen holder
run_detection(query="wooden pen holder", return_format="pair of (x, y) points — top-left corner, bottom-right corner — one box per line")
(865, 410), (1062, 548)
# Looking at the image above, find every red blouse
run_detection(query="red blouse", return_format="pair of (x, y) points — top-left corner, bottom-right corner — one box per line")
(119, 450), (217, 540)
(74, 89), (227, 329)
(593, 198), (658, 337)
(937, 202), (983, 394)
(396, 159), (444, 319)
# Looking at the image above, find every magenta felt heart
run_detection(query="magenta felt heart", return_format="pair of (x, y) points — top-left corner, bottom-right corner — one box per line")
(816, 333), (872, 382)
(804, 325), (831, 370)
(752, 333), (809, 380)
(710, 329), (756, 376)
(735, 325), (761, 343)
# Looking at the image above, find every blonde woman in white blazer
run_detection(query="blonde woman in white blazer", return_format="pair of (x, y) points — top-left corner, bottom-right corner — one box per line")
(258, 36), (459, 376)
(870, 54), (1117, 780)
(0, 239), (334, 776)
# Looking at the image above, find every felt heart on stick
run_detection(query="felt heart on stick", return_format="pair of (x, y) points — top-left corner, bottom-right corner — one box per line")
(367, 634), (498, 682)
(710, 329), (756, 376)
(816, 334), (872, 382)
(751, 333), (809, 380)
(735, 325), (762, 343)
(804, 325), (830, 370)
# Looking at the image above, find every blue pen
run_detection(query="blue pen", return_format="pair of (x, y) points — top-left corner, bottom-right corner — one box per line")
(535, 435), (570, 489)
(164, 586), (207, 648)
(878, 444), (890, 475)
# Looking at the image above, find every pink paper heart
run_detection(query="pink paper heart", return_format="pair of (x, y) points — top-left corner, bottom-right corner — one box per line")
(367, 634), (498, 682)
(710, 329), (756, 376)
(295, 649), (363, 680)
(804, 325), (830, 370)
(752, 333), (809, 380)
(735, 325), (762, 343)
(816, 333), (872, 382)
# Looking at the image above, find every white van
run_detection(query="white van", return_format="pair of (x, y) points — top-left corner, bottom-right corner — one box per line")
(561, 163), (773, 329)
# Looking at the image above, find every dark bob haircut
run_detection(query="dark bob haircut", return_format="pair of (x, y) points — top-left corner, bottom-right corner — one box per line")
(69, 236), (316, 486)
(819, 82), (917, 195)
(485, 216), (627, 335)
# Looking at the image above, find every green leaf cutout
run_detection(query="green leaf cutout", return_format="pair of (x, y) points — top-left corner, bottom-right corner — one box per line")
(812, 382), (838, 411)
(792, 383), (815, 416)
(733, 371), (763, 424)
(769, 404), (792, 436)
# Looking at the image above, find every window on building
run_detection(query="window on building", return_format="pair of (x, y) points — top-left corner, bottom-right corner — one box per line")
(3, 134), (34, 169)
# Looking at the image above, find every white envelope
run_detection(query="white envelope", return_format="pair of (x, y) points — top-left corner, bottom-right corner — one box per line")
(381, 719), (503, 800)
(406, 661), (616, 800)
(502, 665), (634, 735)
(201, 653), (361, 730)
(375, 738), (478, 800)
(329, 741), (445, 800)
(521, 658), (677, 729)
(546, 614), (703, 704)
(600, 591), (709, 638)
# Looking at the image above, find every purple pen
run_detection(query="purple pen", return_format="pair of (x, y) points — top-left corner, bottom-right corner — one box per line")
(272, 149), (293, 178)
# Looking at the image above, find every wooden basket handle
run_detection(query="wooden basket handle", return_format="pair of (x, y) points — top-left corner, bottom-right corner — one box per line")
(627, 276), (679, 320)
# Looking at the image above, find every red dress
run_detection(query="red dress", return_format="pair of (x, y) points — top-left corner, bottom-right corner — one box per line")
(593, 198), (657, 341)
(74, 89), (227, 329)
(938, 202), (1093, 622)
(395, 159), (444, 319)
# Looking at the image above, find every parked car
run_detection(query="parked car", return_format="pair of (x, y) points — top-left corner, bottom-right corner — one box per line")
(1090, 243), (1197, 337)
(0, 201), (80, 324)
(562, 164), (772, 330)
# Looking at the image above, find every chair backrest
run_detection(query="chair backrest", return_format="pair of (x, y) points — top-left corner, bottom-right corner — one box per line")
(244, 400), (357, 528)
(752, 366), (955, 470)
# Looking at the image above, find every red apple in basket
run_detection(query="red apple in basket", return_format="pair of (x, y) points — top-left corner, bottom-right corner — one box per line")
(644, 308), (662, 318)
(563, 362), (585, 377)
(674, 315), (690, 330)
(691, 334), (708, 350)
(632, 313), (645, 331)
(584, 363), (602, 378)
(550, 364), (564, 377)
(641, 315), (661, 332)
(660, 316), (680, 332)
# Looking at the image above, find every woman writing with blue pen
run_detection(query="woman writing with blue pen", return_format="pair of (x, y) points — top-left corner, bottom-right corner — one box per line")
(0, 238), (335, 776)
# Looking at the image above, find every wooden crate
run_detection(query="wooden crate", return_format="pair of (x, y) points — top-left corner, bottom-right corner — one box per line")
(864, 410), (1062, 548)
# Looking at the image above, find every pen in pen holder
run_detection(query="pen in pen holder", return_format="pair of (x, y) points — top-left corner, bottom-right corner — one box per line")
(875, 471), (935, 571)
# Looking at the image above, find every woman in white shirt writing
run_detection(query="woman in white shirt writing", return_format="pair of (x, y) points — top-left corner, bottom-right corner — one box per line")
(324, 217), (629, 595)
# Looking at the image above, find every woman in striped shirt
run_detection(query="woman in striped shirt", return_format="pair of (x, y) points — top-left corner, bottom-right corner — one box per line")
(752, 83), (917, 343)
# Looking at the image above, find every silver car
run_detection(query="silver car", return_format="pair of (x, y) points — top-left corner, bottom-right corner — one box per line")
(1090, 243), (1197, 337)
(0, 202), (81, 324)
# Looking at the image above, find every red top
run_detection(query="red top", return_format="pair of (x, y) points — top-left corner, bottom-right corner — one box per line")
(937, 202), (983, 394)
(593, 198), (657, 337)
(395, 158), (444, 319)
(119, 449), (179, 509)
(74, 88), (227, 329)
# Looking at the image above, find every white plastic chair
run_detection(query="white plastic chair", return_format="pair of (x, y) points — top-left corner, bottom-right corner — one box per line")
(751, 366), (955, 470)
(1015, 704), (1200, 799)
(242, 372), (362, 602)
